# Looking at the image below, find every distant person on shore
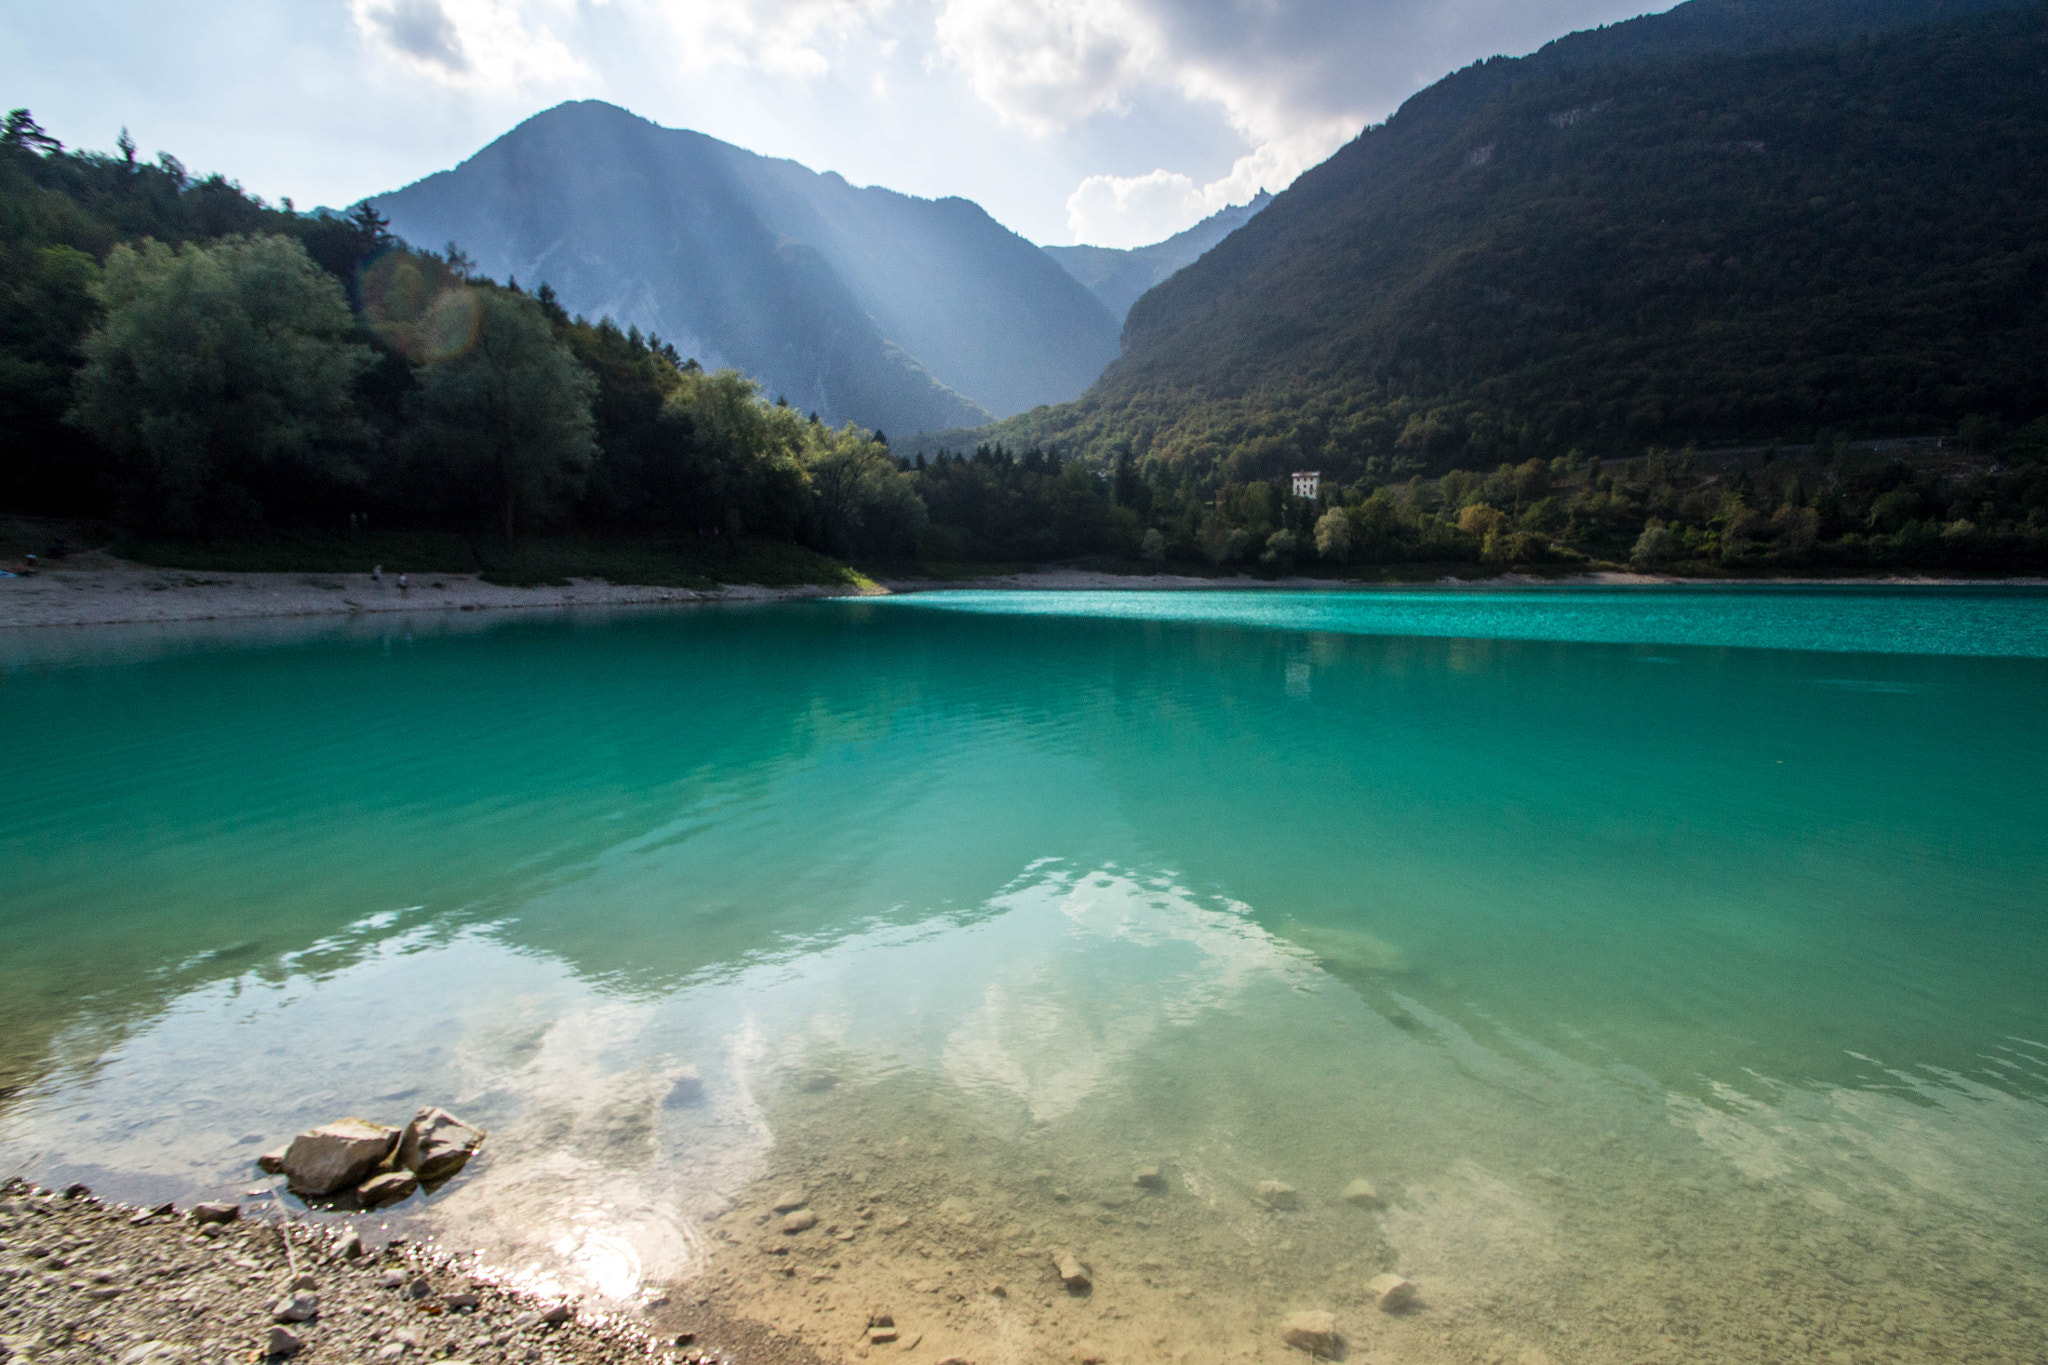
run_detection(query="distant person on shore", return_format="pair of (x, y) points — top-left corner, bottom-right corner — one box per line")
(373, 564), (383, 584)
(397, 574), (409, 591)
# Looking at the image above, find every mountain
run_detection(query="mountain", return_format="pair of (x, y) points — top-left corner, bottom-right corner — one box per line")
(920, 0), (2048, 474)
(1043, 193), (1271, 324)
(369, 102), (1122, 436)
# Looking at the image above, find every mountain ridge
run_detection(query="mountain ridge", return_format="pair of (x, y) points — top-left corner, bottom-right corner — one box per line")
(370, 102), (1121, 435)
(906, 0), (2048, 472)
(1043, 192), (1272, 324)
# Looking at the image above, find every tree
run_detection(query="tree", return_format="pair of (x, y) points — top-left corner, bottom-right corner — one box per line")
(414, 287), (596, 543)
(1197, 513), (1248, 565)
(1, 109), (62, 156)
(659, 367), (811, 544)
(70, 234), (372, 531)
(806, 427), (927, 558)
(1313, 506), (1353, 562)
(1630, 521), (1677, 568)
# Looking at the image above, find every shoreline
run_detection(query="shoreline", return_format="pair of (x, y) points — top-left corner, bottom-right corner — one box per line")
(3, 557), (2043, 631)
(0, 559), (880, 632)
(0, 1179), (824, 1365)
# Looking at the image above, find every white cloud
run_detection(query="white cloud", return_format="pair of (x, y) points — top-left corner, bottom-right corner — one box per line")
(931, 0), (1158, 134)
(352, 0), (589, 91)
(932, 0), (1371, 245)
(1065, 117), (1356, 245)
(1065, 168), (1202, 248)
(658, 0), (901, 80)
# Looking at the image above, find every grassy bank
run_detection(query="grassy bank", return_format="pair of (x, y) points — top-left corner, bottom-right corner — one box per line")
(105, 530), (867, 590)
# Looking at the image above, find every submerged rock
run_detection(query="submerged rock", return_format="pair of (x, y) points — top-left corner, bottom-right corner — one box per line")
(771, 1191), (808, 1214)
(1256, 1180), (1300, 1210)
(396, 1107), (486, 1183)
(256, 1148), (289, 1175)
(1280, 1311), (1339, 1356)
(1051, 1249), (1091, 1292)
(663, 1068), (705, 1107)
(282, 1119), (400, 1197)
(780, 1208), (818, 1233)
(1133, 1167), (1166, 1191)
(1367, 1273), (1414, 1312)
(1340, 1179), (1380, 1207)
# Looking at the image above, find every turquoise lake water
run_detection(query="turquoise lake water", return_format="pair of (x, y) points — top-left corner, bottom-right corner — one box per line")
(1, 588), (2044, 1365)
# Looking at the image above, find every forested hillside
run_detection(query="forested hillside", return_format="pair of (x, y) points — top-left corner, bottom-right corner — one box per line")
(946, 0), (2048, 486)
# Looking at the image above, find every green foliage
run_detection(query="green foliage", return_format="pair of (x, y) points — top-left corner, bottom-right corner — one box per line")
(940, 6), (2048, 499)
(910, 444), (1138, 562)
(805, 431), (926, 559)
(112, 528), (478, 574)
(411, 286), (595, 543)
(108, 527), (859, 589)
(656, 366), (813, 543)
(468, 535), (861, 589)
(70, 234), (372, 532)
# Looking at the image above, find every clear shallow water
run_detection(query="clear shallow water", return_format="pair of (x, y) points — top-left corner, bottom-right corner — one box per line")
(1, 590), (2045, 1365)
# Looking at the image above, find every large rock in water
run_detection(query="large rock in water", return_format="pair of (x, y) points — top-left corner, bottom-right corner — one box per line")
(397, 1107), (486, 1182)
(281, 1119), (400, 1196)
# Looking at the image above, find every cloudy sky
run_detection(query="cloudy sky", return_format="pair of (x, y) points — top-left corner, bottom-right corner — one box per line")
(1, 0), (1658, 247)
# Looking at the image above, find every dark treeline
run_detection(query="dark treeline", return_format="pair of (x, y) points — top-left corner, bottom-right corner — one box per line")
(0, 111), (920, 563)
(4, 108), (2046, 576)
(910, 435), (2048, 572)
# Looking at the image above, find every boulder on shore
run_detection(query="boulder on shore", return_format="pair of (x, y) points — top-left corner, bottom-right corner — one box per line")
(281, 1119), (400, 1197)
(396, 1107), (486, 1183)
(357, 1171), (419, 1208)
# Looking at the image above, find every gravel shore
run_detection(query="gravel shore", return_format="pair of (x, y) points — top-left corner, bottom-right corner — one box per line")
(0, 1182), (822, 1365)
(0, 558), (877, 631)
(3, 555), (2039, 631)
